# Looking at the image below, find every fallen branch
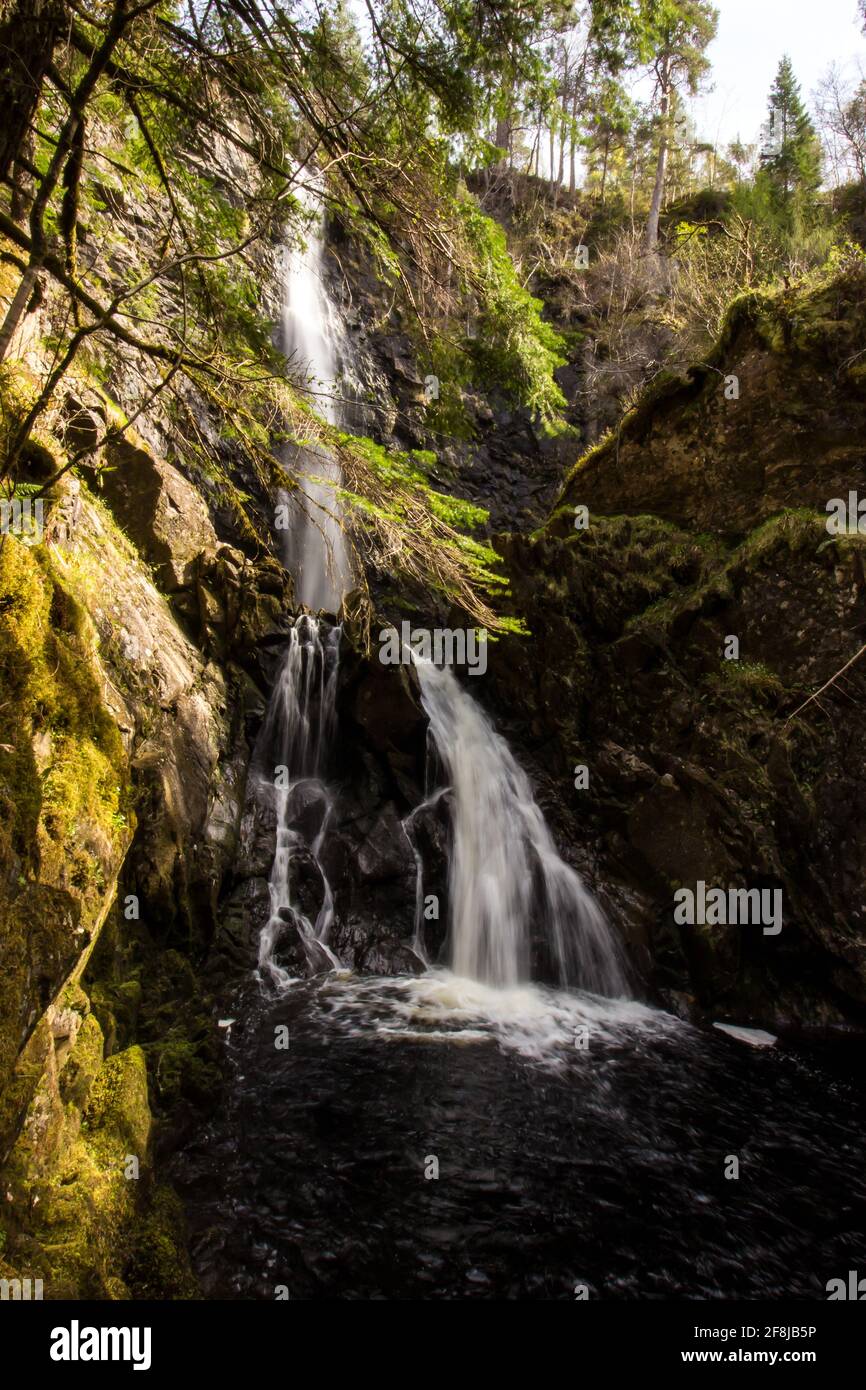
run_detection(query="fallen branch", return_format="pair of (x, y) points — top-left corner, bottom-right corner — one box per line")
(784, 642), (866, 726)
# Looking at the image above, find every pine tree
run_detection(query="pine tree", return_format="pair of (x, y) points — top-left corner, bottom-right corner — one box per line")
(584, 76), (635, 203)
(640, 0), (719, 250)
(759, 56), (822, 214)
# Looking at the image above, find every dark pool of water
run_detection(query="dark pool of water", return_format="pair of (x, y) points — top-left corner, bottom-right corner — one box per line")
(171, 972), (866, 1300)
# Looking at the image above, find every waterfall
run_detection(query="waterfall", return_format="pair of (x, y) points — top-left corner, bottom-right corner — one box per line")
(257, 179), (626, 1003)
(255, 615), (342, 984)
(415, 660), (628, 997)
(252, 182), (353, 985)
(278, 186), (353, 615)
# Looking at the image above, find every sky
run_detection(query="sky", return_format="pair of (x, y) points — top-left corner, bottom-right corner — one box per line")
(688, 0), (866, 148)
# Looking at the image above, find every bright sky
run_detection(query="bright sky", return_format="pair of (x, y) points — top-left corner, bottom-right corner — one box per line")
(689, 0), (866, 148)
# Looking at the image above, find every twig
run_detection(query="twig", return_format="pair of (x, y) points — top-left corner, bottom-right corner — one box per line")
(785, 642), (866, 726)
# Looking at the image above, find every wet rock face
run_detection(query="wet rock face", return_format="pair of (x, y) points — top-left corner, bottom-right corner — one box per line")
(88, 435), (219, 591)
(0, 392), (294, 1172)
(322, 216), (572, 535)
(487, 475), (866, 1030)
(0, 448), (241, 1284)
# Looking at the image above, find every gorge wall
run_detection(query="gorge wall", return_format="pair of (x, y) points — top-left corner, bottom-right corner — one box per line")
(1, 198), (865, 1299)
(487, 265), (866, 1027)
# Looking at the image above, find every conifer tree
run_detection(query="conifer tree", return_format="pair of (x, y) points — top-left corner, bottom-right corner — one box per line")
(759, 56), (822, 216)
(640, 0), (718, 250)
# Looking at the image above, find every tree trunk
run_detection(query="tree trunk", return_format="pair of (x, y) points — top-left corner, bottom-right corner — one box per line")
(645, 63), (671, 251)
(10, 129), (35, 223)
(527, 128), (539, 175)
(0, 265), (40, 362)
(557, 107), (566, 186)
(600, 135), (610, 204)
(0, 0), (64, 187)
(494, 114), (512, 166)
(568, 83), (579, 193)
(582, 337), (599, 445)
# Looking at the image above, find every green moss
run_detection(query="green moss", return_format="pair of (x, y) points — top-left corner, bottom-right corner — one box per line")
(728, 509), (829, 572)
(1, 1027), (163, 1298)
(58, 1011), (103, 1107)
(557, 425), (618, 496)
(0, 537), (130, 878)
(0, 534), (132, 1160)
(0, 360), (67, 484)
(125, 1185), (197, 1299)
(83, 1045), (151, 1160)
(625, 510), (830, 639)
(708, 660), (787, 706)
(406, 191), (568, 428)
(0, 894), (205, 1298)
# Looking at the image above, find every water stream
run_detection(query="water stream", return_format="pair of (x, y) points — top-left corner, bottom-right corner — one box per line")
(175, 972), (866, 1299)
(415, 658), (627, 994)
(253, 614), (342, 983)
(277, 184), (353, 614)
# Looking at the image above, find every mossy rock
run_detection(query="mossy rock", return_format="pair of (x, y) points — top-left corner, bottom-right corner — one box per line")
(0, 535), (131, 1129)
(58, 1012), (105, 1113)
(125, 1185), (198, 1299)
(557, 264), (866, 535)
(83, 1045), (151, 1161)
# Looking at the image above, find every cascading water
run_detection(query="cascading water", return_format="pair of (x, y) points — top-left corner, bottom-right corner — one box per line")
(269, 178), (625, 1000)
(415, 659), (627, 996)
(278, 185), (353, 613)
(254, 615), (342, 983)
(246, 184), (357, 987)
(401, 785), (448, 962)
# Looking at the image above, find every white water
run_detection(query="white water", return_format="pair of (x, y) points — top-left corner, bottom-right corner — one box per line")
(278, 187), (353, 614)
(401, 784), (449, 961)
(256, 615), (342, 984)
(415, 659), (628, 996)
(252, 640), (639, 1065)
(317, 970), (674, 1070)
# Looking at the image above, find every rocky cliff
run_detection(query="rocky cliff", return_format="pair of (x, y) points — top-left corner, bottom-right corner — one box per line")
(486, 261), (866, 1027)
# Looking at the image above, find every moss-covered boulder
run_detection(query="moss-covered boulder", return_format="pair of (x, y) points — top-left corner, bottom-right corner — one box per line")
(0, 1016), (195, 1299)
(559, 262), (866, 535)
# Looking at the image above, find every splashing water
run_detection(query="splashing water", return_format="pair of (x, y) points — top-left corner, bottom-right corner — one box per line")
(415, 659), (628, 996)
(278, 185), (353, 614)
(255, 615), (342, 983)
(317, 969), (662, 1068)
